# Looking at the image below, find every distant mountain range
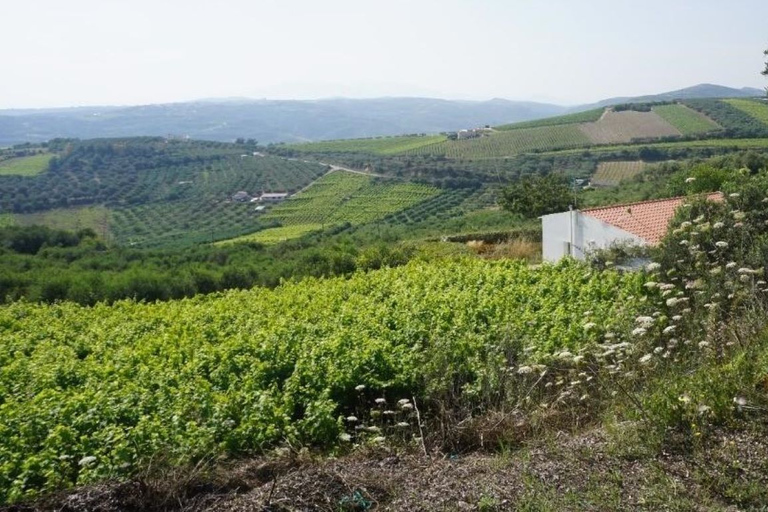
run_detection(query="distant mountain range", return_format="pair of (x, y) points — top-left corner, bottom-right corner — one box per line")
(0, 84), (763, 146)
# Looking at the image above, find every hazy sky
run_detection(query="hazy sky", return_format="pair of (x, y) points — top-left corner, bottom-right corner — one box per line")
(2, 0), (766, 109)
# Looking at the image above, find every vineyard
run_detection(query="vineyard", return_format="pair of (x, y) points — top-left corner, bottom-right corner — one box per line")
(286, 134), (447, 155)
(403, 125), (591, 159)
(591, 161), (646, 186)
(0, 258), (645, 502)
(724, 98), (768, 127)
(495, 108), (604, 131)
(225, 170), (440, 243)
(577, 110), (681, 144)
(652, 104), (721, 135)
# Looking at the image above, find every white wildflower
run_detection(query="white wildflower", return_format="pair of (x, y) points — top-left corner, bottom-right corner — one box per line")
(644, 282), (658, 289)
(733, 396), (748, 407)
(680, 221), (692, 229)
(726, 262), (737, 269)
(582, 322), (597, 331)
(713, 222), (725, 229)
(646, 262), (661, 272)
(372, 436), (386, 443)
(678, 394), (691, 404)
(375, 398), (386, 405)
(355, 385), (366, 392)
(366, 426), (381, 433)
(710, 267), (722, 275)
(632, 327), (647, 336)
(734, 222), (744, 228)
(672, 315), (682, 321)
(339, 433), (352, 442)
(79, 456), (97, 466)
(698, 341), (710, 349)
(639, 354), (653, 364)
(693, 215), (705, 224)
(732, 211), (746, 220)
(635, 316), (654, 327)
(346, 416), (358, 422)
(397, 399), (410, 407)
(400, 403), (414, 411)
(517, 365), (533, 375)
(654, 346), (664, 354)
(716, 241), (728, 248)
(685, 177), (697, 183)
(396, 422), (410, 428)
(663, 325), (676, 334)
(729, 193), (740, 198)
(738, 267), (756, 275)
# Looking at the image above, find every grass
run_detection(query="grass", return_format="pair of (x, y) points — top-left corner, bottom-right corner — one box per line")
(592, 161), (646, 186)
(286, 134), (447, 155)
(14, 206), (110, 235)
(404, 125), (591, 159)
(215, 223), (325, 245)
(495, 108), (604, 131)
(0, 153), (53, 176)
(0, 213), (15, 227)
(725, 98), (768, 127)
(653, 104), (721, 135)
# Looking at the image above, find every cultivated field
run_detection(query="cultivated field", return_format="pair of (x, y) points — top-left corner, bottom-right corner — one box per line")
(652, 104), (721, 135)
(14, 206), (111, 235)
(540, 137), (768, 157)
(404, 125), (591, 158)
(495, 108), (604, 130)
(591, 161), (646, 186)
(578, 110), (681, 144)
(222, 170), (440, 243)
(287, 134), (447, 155)
(0, 153), (53, 176)
(725, 99), (768, 126)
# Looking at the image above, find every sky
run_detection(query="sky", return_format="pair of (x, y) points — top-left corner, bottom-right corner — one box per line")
(2, 0), (766, 109)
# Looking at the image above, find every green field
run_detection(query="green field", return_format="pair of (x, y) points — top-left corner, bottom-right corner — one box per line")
(652, 104), (721, 135)
(404, 125), (591, 159)
(495, 108), (604, 131)
(14, 206), (111, 235)
(725, 99), (768, 126)
(216, 223), (325, 245)
(0, 153), (53, 176)
(540, 137), (768, 157)
(0, 258), (644, 502)
(287, 134), (447, 155)
(591, 161), (646, 186)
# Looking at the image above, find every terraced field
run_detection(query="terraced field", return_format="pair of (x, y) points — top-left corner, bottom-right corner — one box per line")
(540, 137), (768, 157)
(652, 104), (721, 135)
(0, 153), (53, 176)
(495, 108), (604, 130)
(725, 99), (768, 126)
(224, 170), (440, 243)
(578, 110), (681, 144)
(286, 134), (447, 155)
(591, 161), (646, 186)
(403, 125), (591, 159)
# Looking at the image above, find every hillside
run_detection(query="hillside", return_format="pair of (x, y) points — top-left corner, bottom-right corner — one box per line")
(0, 98), (567, 147)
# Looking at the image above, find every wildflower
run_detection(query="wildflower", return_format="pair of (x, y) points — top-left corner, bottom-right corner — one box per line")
(733, 396), (747, 407)
(517, 366), (533, 375)
(680, 221), (692, 229)
(679, 240), (689, 246)
(397, 399), (410, 407)
(635, 316), (654, 326)
(654, 346), (664, 354)
(346, 416), (358, 422)
(396, 422), (409, 428)
(698, 341), (710, 349)
(79, 456), (97, 466)
(644, 282), (658, 289)
(734, 222), (744, 228)
(710, 267), (722, 275)
(732, 211), (746, 220)
(646, 262), (661, 272)
(383, 410), (396, 416)
(583, 310), (593, 316)
(729, 193), (740, 198)
(573, 355), (584, 364)
(672, 315), (682, 321)
(693, 215), (705, 223)
(355, 385), (366, 392)
(582, 322), (597, 331)
(659, 283), (675, 290)
(738, 267), (756, 275)
(713, 222), (725, 229)
(558, 351), (574, 360)
(372, 436), (386, 443)
(698, 405), (711, 415)
(740, 274), (751, 283)
(726, 262), (737, 269)
(339, 433), (352, 442)
(663, 325), (676, 334)
(685, 177), (696, 183)
(678, 394), (691, 404)
(632, 327), (647, 336)
(400, 403), (414, 411)
(366, 426), (381, 433)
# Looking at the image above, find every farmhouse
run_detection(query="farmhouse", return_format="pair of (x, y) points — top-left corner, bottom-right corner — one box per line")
(256, 192), (289, 202)
(541, 193), (722, 262)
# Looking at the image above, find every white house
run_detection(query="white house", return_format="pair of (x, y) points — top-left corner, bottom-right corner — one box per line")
(256, 192), (290, 202)
(541, 193), (722, 262)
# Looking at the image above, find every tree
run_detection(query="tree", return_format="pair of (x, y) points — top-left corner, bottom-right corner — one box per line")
(499, 174), (574, 218)
(763, 48), (768, 77)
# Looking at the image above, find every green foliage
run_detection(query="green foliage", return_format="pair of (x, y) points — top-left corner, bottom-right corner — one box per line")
(652, 104), (721, 135)
(0, 259), (644, 502)
(499, 174), (573, 218)
(591, 161), (646, 186)
(683, 99), (768, 138)
(495, 108), (604, 131)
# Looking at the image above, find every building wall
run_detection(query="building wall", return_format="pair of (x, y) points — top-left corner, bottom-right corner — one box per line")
(541, 211), (647, 262)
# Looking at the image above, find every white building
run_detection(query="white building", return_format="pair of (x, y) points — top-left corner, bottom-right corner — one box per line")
(256, 192), (289, 202)
(541, 193), (722, 262)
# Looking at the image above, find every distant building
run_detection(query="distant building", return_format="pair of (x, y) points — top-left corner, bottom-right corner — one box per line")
(541, 193), (723, 262)
(256, 192), (289, 202)
(231, 191), (251, 202)
(456, 128), (489, 140)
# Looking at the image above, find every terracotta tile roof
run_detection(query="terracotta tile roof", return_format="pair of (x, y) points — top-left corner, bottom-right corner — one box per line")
(581, 192), (723, 245)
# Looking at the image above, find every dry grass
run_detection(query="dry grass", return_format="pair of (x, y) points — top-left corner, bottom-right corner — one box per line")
(592, 161), (647, 187)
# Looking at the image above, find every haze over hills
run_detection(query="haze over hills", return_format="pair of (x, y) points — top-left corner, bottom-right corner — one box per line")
(0, 84), (763, 147)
